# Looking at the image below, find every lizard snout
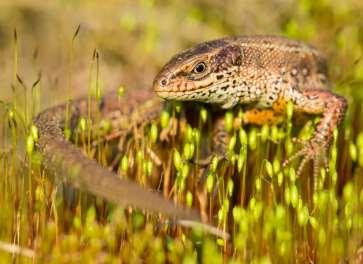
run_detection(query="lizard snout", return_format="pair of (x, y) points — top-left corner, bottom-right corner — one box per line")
(152, 73), (176, 99)
(153, 74), (169, 91)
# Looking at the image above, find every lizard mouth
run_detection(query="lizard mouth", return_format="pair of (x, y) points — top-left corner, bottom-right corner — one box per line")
(154, 90), (186, 100)
(154, 90), (169, 98)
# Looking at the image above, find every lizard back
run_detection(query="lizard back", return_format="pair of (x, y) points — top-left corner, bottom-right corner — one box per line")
(233, 35), (329, 91)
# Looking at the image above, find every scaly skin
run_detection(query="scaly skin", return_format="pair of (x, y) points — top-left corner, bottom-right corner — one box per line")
(34, 90), (199, 221)
(34, 35), (347, 228)
(153, 35), (348, 175)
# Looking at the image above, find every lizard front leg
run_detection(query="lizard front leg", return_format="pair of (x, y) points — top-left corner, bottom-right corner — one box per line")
(211, 117), (230, 156)
(211, 89), (347, 179)
(283, 89), (347, 176)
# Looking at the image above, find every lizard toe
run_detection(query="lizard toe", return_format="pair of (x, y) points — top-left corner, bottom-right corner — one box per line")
(283, 139), (328, 178)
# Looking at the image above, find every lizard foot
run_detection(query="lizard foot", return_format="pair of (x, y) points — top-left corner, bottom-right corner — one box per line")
(283, 137), (329, 178)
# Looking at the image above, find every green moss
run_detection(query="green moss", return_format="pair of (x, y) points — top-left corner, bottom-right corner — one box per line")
(0, 0), (363, 262)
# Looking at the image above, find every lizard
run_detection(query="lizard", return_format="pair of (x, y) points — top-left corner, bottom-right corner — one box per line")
(153, 35), (348, 176)
(34, 35), (347, 232)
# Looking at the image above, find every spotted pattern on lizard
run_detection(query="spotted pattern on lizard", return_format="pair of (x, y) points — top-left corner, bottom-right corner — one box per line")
(153, 35), (348, 176)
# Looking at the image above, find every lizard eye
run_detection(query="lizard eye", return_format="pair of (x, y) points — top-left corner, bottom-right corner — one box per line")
(193, 62), (207, 74)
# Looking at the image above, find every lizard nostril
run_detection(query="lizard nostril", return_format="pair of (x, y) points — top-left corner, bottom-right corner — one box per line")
(160, 78), (168, 87)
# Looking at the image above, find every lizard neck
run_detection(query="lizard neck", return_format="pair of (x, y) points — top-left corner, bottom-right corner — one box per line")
(215, 67), (263, 109)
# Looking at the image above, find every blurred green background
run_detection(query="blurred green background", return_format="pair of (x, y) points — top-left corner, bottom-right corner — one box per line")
(0, 1), (363, 262)
(0, 0), (362, 106)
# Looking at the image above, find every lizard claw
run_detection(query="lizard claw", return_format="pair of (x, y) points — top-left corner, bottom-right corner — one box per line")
(283, 138), (329, 179)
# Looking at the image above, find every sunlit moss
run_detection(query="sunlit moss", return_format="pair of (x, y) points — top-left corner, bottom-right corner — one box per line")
(1, 0), (363, 263)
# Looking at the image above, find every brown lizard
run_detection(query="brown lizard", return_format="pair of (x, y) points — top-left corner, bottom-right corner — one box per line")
(153, 35), (347, 175)
(35, 35), (347, 228)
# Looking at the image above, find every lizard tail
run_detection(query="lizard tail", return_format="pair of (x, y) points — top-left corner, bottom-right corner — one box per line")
(33, 91), (200, 221)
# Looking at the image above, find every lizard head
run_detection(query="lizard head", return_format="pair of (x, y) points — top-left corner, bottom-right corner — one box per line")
(153, 38), (243, 108)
